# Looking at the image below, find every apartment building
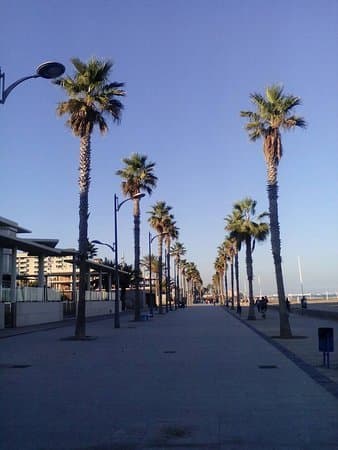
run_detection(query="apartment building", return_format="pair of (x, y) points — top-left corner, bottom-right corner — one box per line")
(16, 253), (74, 277)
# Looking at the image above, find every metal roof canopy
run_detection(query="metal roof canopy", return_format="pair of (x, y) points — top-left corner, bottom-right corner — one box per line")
(0, 234), (77, 257)
(0, 216), (31, 234)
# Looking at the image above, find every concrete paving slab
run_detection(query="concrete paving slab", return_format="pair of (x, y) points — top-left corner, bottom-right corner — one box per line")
(1, 306), (338, 449)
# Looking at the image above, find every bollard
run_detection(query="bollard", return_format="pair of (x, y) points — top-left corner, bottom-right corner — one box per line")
(318, 328), (334, 368)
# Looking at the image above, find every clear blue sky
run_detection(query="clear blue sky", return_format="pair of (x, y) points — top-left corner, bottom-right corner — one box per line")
(2, 0), (338, 295)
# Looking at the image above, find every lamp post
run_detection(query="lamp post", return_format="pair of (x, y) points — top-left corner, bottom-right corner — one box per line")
(0, 61), (65, 104)
(149, 232), (168, 315)
(92, 192), (144, 328)
(115, 192), (145, 326)
(91, 240), (117, 325)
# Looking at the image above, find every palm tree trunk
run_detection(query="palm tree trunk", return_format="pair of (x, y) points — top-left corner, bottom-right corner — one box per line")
(158, 236), (164, 313)
(235, 253), (241, 313)
(245, 236), (256, 320)
(75, 134), (91, 338)
(176, 259), (180, 307)
(166, 242), (172, 310)
(230, 260), (234, 309)
(218, 273), (222, 303)
(133, 199), (141, 320)
(267, 182), (292, 337)
(224, 266), (229, 307)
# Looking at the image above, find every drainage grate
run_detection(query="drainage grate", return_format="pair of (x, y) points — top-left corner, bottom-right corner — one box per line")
(258, 365), (278, 369)
(0, 364), (32, 369)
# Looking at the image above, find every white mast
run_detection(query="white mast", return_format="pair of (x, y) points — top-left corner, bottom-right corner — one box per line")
(297, 256), (304, 296)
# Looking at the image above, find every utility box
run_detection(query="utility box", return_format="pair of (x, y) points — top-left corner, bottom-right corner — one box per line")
(318, 327), (334, 352)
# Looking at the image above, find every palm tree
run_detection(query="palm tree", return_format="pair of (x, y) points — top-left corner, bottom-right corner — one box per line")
(217, 243), (229, 306)
(214, 256), (225, 304)
(170, 241), (186, 308)
(141, 254), (160, 275)
(87, 240), (98, 259)
(184, 261), (201, 305)
(227, 198), (269, 320)
(225, 212), (244, 313)
(223, 237), (236, 309)
(180, 258), (189, 303)
(163, 217), (179, 311)
(148, 201), (173, 313)
(212, 274), (220, 301)
(189, 263), (202, 304)
(241, 85), (305, 336)
(55, 57), (125, 338)
(116, 153), (157, 321)
(141, 255), (159, 308)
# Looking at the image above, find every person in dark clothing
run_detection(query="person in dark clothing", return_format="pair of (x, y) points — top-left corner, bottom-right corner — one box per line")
(261, 296), (268, 318)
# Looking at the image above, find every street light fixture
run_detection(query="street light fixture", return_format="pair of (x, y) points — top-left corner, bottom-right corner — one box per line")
(91, 192), (144, 329)
(148, 232), (168, 315)
(0, 61), (65, 104)
(91, 240), (115, 254)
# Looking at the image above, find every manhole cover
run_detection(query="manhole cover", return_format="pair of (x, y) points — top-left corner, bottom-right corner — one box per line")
(258, 365), (278, 369)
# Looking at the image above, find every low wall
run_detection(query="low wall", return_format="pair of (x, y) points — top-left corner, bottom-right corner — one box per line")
(292, 307), (338, 322)
(84, 300), (117, 317)
(15, 302), (63, 327)
(0, 303), (4, 329)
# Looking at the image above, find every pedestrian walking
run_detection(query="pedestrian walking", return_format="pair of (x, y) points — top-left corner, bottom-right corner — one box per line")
(261, 296), (268, 318)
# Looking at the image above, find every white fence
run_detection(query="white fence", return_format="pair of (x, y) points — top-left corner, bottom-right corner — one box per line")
(0, 288), (117, 303)
(1, 287), (61, 302)
(84, 290), (115, 301)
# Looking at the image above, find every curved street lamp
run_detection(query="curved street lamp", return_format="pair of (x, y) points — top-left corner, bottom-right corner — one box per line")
(116, 192), (146, 322)
(0, 61), (65, 104)
(92, 192), (145, 328)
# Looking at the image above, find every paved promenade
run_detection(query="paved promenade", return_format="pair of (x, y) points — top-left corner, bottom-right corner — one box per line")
(1, 305), (338, 450)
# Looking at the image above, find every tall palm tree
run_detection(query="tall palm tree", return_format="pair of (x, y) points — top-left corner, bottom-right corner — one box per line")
(241, 85), (305, 336)
(227, 198), (269, 320)
(214, 256), (225, 304)
(184, 261), (201, 305)
(163, 218), (179, 311)
(225, 212), (244, 313)
(223, 237), (236, 309)
(180, 258), (189, 302)
(116, 153), (157, 321)
(211, 274), (220, 301)
(188, 263), (202, 304)
(55, 57), (125, 338)
(217, 243), (229, 306)
(170, 241), (186, 308)
(148, 201), (173, 313)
